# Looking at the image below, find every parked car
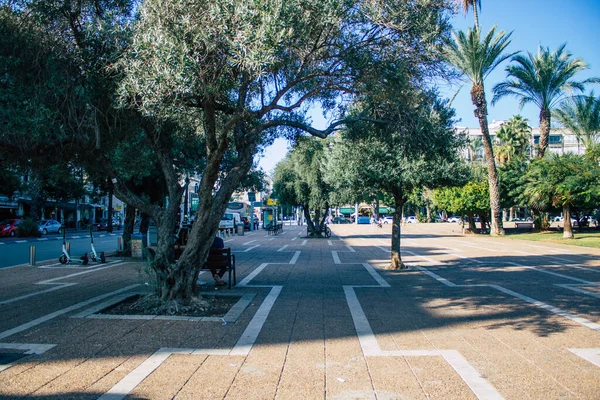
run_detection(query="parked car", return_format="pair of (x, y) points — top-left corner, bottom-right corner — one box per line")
(37, 219), (63, 234)
(93, 218), (121, 231)
(357, 216), (371, 224)
(0, 218), (22, 237)
(332, 217), (351, 224)
(383, 216), (394, 224)
(404, 216), (418, 223)
(447, 216), (462, 223)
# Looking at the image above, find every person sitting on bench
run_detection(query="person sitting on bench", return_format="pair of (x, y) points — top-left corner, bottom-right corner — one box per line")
(210, 236), (227, 286)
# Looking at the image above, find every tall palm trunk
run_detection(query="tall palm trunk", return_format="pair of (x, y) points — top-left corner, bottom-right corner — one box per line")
(538, 108), (551, 158)
(563, 204), (573, 239)
(471, 83), (505, 236)
(473, 4), (480, 31)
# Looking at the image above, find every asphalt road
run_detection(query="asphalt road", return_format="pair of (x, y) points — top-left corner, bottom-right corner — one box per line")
(0, 232), (122, 268)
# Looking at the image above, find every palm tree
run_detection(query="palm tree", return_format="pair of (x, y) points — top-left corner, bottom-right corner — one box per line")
(467, 135), (483, 163)
(458, 0), (481, 30)
(444, 26), (516, 236)
(494, 115), (531, 165)
(492, 45), (598, 158)
(553, 93), (600, 152)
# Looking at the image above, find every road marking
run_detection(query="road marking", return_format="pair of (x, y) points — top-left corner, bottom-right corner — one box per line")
(406, 251), (600, 332)
(0, 283), (77, 306)
(277, 245), (288, 252)
(332, 251), (341, 264)
(289, 251), (300, 265)
(230, 286), (282, 356)
(376, 246), (390, 253)
(0, 342), (57, 372)
(450, 253), (484, 264)
(0, 262), (128, 305)
(362, 263), (390, 287)
(243, 240), (257, 245)
(452, 240), (499, 252)
(556, 284), (600, 299)
(99, 349), (174, 400)
(242, 245), (260, 252)
(569, 348), (600, 368)
(301, 240), (307, 246)
(327, 240), (332, 246)
(343, 283), (502, 399)
(36, 238), (49, 241)
(15, 240), (27, 243)
(346, 245), (355, 252)
(0, 284), (139, 340)
(102, 253), (292, 400)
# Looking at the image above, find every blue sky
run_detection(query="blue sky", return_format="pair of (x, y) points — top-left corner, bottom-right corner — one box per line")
(258, 0), (600, 174)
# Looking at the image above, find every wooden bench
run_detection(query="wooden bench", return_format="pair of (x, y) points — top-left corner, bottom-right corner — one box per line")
(203, 248), (236, 289)
(145, 246), (236, 289)
(514, 222), (534, 229)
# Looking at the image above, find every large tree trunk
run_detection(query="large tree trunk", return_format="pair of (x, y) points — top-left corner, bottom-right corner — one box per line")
(538, 108), (551, 158)
(122, 205), (136, 255)
(139, 212), (150, 234)
(563, 204), (573, 239)
(164, 114), (257, 302)
(305, 203), (328, 237)
(388, 192), (406, 270)
(471, 84), (505, 236)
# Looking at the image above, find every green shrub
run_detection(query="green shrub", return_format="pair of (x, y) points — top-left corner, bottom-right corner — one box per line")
(17, 218), (41, 238)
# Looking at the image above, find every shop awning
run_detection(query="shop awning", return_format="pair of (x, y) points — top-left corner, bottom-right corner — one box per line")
(339, 207), (354, 215)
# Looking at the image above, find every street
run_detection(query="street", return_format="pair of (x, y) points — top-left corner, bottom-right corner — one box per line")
(0, 232), (122, 268)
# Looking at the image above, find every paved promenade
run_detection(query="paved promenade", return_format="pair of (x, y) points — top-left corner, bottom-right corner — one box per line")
(1, 223), (599, 399)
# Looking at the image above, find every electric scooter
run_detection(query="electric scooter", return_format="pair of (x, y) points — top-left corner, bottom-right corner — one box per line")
(58, 229), (89, 265)
(88, 226), (106, 263)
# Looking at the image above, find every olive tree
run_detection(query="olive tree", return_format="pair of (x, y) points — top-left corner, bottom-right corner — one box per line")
(327, 90), (468, 269)
(272, 137), (331, 237)
(110, 0), (454, 301)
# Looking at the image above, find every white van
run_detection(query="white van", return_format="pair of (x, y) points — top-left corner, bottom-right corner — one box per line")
(219, 212), (240, 230)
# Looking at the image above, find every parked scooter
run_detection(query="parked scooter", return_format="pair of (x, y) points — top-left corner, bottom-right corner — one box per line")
(88, 227), (106, 263)
(58, 229), (89, 265)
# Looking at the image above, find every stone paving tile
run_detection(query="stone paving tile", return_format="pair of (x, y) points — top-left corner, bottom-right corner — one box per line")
(366, 356), (427, 399)
(131, 353), (205, 399)
(228, 344), (288, 400)
(175, 355), (244, 399)
(1, 224), (599, 399)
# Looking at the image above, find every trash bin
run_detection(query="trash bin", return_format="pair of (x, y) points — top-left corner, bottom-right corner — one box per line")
(131, 234), (143, 259)
(236, 223), (244, 236)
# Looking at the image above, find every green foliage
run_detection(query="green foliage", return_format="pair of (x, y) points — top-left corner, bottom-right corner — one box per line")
(554, 93), (600, 150)
(16, 218), (41, 238)
(444, 26), (516, 86)
(273, 137), (330, 212)
(433, 178), (489, 217)
(0, 165), (20, 195)
(492, 44), (596, 111)
(494, 115), (531, 165)
(522, 153), (600, 211)
(327, 90), (469, 202)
